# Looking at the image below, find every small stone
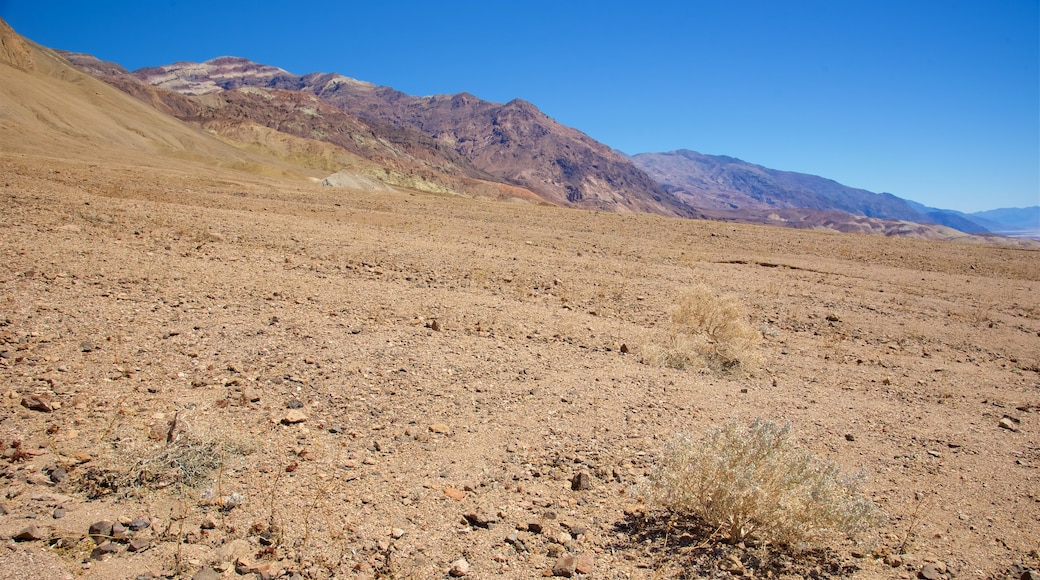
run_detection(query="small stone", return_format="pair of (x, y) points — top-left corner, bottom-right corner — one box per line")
(391, 527), (405, 539)
(999, 416), (1020, 432)
(464, 511), (497, 528)
(21, 393), (60, 412)
(48, 467), (68, 484)
(200, 517), (217, 530)
(448, 557), (470, 577)
(13, 525), (46, 542)
(91, 540), (119, 560)
(845, 434), (856, 442)
(111, 522), (129, 541)
(527, 521), (544, 534)
(281, 410), (307, 425)
(918, 562), (945, 580)
(287, 399), (304, 409)
(575, 553), (595, 574)
(430, 423), (452, 435)
(129, 518), (151, 531)
(885, 553), (903, 568)
(128, 537), (151, 552)
(443, 487), (466, 501)
(552, 553), (577, 577)
(53, 506), (66, 519)
(89, 520), (114, 541)
(570, 471), (592, 491)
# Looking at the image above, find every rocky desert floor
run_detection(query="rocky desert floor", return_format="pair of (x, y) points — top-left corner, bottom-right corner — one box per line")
(0, 153), (1038, 579)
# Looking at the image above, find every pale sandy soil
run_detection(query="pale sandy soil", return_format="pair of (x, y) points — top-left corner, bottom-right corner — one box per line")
(0, 153), (1038, 579)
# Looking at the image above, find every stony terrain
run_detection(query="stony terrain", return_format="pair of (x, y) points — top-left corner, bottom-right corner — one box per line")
(2, 17), (1039, 580)
(1, 151), (1039, 579)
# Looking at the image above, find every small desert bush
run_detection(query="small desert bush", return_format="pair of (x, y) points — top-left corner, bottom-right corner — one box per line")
(648, 419), (882, 547)
(79, 418), (257, 498)
(641, 285), (759, 372)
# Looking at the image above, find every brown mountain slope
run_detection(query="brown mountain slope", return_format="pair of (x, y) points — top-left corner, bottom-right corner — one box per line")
(59, 52), (545, 202)
(0, 20), (312, 180)
(128, 57), (688, 215)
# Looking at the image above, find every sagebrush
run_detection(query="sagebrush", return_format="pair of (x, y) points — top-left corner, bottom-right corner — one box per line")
(648, 419), (882, 547)
(641, 285), (759, 371)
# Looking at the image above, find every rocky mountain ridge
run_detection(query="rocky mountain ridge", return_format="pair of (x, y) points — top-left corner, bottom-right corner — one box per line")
(124, 56), (687, 216)
(49, 45), (1032, 241)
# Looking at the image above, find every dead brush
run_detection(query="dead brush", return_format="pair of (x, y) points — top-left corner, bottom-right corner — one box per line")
(640, 284), (760, 372)
(78, 415), (257, 498)
(647, 419), (883, 548)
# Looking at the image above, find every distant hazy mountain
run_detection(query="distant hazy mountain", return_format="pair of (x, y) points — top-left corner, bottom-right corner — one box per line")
(969, 207), (1040, 235)
(630, 150), (990, 234)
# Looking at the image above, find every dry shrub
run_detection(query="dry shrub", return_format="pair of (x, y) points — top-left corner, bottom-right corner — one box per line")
(648, 419), (882, 547)
(642, 285), (759, 372)
(79, 418), (256, 498)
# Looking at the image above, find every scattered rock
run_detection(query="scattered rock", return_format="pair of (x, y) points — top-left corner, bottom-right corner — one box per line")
(287, 398), (304, 409)
(575, 553), (595, 574)
(91, 540), (119, 560)
(281, 410), (308, 425)
(89, 520), (114, 541)
(505, 532), (528, 552)
(552, 553), (577, 577)
(128, 537), (151, 552)
(999, 416), (1020, 432)
(111, 522), (129, 541)
(129, 518), (151, 531)
(570, 471), (592, 491)
(919, 562), (946, 579)
(430, 422), (452, 435)
(48, 467), (67, 484)
(52, 506), (66, 519)
(845, 433), (856, 442)
(391, 527), (405, 539)
(443, 487), (466, 501)
(13, 525), (46, 542)
(448, 557), (470, 577)
(464, 511), (497, 528)
(21, 393), (60, 412)
(885, 553), (903, 568)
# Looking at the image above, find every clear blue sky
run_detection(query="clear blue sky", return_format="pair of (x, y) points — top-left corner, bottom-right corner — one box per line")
(2, 0), (1037, 213)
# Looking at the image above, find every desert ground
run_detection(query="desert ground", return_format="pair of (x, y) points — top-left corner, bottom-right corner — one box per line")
(1, 151), (1038, 579)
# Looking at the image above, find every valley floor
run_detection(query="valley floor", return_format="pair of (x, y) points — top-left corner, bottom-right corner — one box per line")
(1, 153), (1038, 579)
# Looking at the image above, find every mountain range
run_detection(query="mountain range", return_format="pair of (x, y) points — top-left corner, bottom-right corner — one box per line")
(3, 18), (1036, 242)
